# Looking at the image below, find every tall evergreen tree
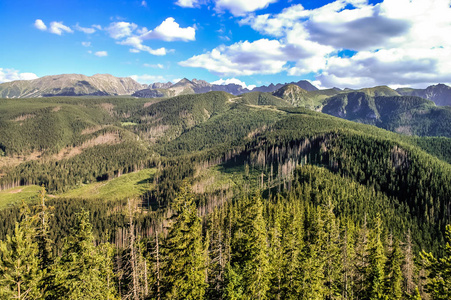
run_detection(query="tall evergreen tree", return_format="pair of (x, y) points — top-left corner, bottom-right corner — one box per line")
(421, 224), (451, 299)
(35, 186), (54, 297)
(0, 205), (42, 300)
(51, 210), (116, 300)
(161, 181), (206, 300)
(280, 198), (304, 299)
(365, 215), (387, 300)
(228, 194), (270, 300)
(385, 239), (404, 299)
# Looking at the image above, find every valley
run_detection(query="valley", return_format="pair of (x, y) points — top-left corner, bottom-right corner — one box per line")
(1, 81), (451, 299)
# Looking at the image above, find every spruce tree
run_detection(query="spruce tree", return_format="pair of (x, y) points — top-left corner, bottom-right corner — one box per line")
(228, 194), (270, 300)
(421, 224), (451, 299)
(280, 198), (304, 299)
(385, 239), (404, 299)
(0, 205), (42, 300)
(51, 210), (116, 300)
(161, 181), (206, 300)
(35, 186), (54, 296)
(366, 215), (387, 300)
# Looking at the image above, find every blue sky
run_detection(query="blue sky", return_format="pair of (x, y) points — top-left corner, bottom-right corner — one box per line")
(1, 0), (450, 89)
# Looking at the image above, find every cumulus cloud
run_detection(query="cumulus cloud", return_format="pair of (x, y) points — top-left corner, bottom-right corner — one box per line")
(81, 41), (91, 47)
(49, 21), (74, 35)
(0, 68), (39, 83)
(118, 37), (168, 55)
(94, 51), (108, 57)
(185, 0), (451, 88)
(175, 0), (200, 8)
(180, 38), (331, 76)
(211, 78), (256, 90)
(215, 0), (278, 16)
(34, 19), (47, 31)
(106, 22), (137, 39)
(180, 39), (292, 76)
(141, 18), (195, 42)
(74, 23), (96, 34)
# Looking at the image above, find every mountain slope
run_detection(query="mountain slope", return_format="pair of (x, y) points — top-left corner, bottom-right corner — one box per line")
(0, 74), (144, 98)
(321, 92), (451, 137)
(397, 83), (451, 106)
(132, 78), (319, 98)
(272, 84), (333, 109)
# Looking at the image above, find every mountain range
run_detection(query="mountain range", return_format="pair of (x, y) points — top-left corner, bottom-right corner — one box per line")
(0, 73), (316, 98)
(0, 74), (143, 98)
(1, 73), (451, 109)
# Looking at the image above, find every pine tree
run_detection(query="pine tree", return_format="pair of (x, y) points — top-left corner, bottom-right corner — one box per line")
(385, 239), (404, 299)
(421, 224), (451, 299)
(365, 215), (387, 300)
(35, 186), (54, 296)
(161, 181), (206, 300)
(228, 194), (270, 300)
(35, 186), (53, 269)
(0, 204), (42, 300)
(280, 198), (304, 299)
(51, 210), (116, 300)
(298, 205), (325, 299)
(322, 198), (342, 300)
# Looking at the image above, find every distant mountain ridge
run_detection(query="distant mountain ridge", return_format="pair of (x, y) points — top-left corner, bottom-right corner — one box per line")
(0, 74), (318, 98)
(397, 83), (451, 106)
(131, 78), (318, 98)
(0, 74), (144, 98)
(1, 73), (450, 109)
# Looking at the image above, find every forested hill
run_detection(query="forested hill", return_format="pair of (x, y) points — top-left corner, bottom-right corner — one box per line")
(0, 91), (450, 299)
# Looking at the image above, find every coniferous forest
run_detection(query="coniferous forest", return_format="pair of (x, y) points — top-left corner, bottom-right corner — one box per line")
(0, 92), (450, 299)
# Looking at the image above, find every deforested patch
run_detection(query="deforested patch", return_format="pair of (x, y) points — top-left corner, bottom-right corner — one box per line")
(395, 126), (412, 136)
(98, 102), (115, 116)
(13, 114), (35, 122)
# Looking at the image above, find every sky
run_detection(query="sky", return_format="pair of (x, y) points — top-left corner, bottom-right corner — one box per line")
(0, 0), (451, 89)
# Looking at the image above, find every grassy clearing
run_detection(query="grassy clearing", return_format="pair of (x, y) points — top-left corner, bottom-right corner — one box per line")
(0, 185), (42, 209)
(121, 122), (138, 126)
(59, 168), (156, 200)
(193, 160), (265, 194)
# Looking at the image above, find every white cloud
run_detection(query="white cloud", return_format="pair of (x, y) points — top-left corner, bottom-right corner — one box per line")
(180, 39), (287, 76)
(49, 21), (74, 35)
(34, 19), (47, 31)
(0, 68), (39, 83)
(141, 17), (195, 42)
(92, 24), (102, 30)
(118, 37), (168, 56)
(184, 0), (451, 88)
(81, 41), (91, 47)
(141, 1), (147, 7)
(143, 63), (164, 69)
(211, 78), (255, 90)
(130, 74), (169, 84)
(175, 0), (200, 8)
(215, 0), (278, 16)
(180, 38), (326, 76)
(106, 22), (137, 39)
(94, 51), (108, 57)
(74, 23), (96, 34)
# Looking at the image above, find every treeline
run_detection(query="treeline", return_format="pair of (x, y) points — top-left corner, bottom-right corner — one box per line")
(1, 177), (450, 299)
(0, 142), (155, 192)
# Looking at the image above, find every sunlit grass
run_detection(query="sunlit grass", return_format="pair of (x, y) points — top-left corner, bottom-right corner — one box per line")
(59, 168), (156, 200)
